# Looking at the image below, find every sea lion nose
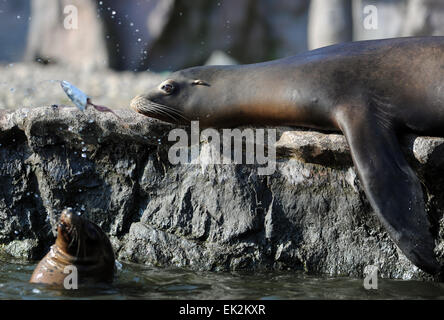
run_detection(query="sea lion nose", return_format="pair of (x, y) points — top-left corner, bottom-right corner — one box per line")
(60, 208), (74, 224)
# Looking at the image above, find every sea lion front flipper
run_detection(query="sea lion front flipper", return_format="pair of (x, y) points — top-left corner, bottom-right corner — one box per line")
(336, 106), (440, 274)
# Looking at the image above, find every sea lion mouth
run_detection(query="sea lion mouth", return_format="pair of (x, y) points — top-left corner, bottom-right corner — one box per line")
(130, 95), (190, 124)
(58, 220), (71, 235)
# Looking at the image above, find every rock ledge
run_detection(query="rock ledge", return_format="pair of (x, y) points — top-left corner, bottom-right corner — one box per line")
(1, 106), (444, 281)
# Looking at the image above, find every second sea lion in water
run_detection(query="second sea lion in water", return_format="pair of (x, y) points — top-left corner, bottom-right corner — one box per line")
(130, 36), (444, 275)
(30, 208), (115, 287)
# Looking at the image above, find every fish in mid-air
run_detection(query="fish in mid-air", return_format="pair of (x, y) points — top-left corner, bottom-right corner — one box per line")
(60, 80), (121, 118)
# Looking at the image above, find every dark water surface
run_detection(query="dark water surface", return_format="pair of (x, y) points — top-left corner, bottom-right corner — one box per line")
(1, 259), (444, 300)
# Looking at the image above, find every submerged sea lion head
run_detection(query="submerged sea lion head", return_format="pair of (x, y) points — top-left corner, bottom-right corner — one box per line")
(130, 65), (242, 127)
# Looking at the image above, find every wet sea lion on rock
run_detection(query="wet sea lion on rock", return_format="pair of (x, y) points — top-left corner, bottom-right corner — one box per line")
(130, 37), (444, 276)
(30, 208), (115, 287)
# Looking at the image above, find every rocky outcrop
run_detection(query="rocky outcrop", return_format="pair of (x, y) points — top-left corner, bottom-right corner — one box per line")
(0, 106), (443, 281)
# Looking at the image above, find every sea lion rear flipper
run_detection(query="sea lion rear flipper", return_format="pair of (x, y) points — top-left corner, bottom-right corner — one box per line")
(336, 106), (440, 274)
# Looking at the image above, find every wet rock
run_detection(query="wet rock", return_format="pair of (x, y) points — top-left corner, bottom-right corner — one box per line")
(0, 106), (443, 280)
(276, 130), (352, 166)
(2, 239), (40, 260)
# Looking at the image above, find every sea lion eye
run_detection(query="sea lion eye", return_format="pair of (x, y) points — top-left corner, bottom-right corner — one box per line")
(160, 83), (174, 94)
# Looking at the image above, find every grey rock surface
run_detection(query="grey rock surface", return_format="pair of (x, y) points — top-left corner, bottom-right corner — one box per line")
(0, 106), (443, 280)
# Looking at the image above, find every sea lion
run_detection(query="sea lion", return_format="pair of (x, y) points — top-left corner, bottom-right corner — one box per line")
(130, 36), (444, 275)
(30, 208), (115, 287)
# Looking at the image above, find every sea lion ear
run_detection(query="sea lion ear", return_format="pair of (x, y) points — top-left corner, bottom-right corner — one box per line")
(191, 80), (210, 86)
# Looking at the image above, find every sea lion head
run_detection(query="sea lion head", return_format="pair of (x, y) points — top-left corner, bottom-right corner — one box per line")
(30, 208), (115, 286)
(55, 208), (115, 280)
(130, 65), (240, 127)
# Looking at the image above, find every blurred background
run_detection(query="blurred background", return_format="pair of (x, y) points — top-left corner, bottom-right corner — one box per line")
(1, 0), (444, 109)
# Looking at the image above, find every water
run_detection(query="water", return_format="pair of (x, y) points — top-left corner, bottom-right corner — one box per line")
(1, 260), (444, 300)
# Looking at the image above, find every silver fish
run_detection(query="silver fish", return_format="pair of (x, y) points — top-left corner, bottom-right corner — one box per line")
(60, 80), (89, 111)
(59, 80), (121, 119)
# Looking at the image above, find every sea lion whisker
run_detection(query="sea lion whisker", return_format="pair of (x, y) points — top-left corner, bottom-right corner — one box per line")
(155, 107), (188, 122)
(151, 103), (190, 119)
(149, 105), (181, 123)
(148, 102), (191, 121)
(149, 104), (186, 121)
(159, 107), (191, 122)
(136, 103), (173, 120)
(150, 107), (179, 121)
